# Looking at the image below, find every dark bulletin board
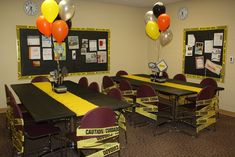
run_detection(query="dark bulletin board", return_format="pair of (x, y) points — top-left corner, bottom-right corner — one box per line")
(16, 25), (110, 79)
(183, 26), (227, 82)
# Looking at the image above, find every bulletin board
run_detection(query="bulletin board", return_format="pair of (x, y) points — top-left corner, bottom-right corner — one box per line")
(16, 25), (110, 79)
(182, 26), (227, 82)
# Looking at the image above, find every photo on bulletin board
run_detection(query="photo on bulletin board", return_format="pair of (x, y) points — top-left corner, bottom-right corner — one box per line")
(16, 25), (110, 79)
(182, 26), (227, 82)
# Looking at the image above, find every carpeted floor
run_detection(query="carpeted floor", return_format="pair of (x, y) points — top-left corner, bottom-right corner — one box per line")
(1, 113), (235, 157)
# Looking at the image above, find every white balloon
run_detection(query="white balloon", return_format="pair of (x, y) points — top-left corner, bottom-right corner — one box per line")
(160, 29), (173, 46)
(59, 0), (75, 21)
(144, 11), (156, 23)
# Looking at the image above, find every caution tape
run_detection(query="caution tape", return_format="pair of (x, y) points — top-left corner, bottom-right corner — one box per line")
(196, 97), (217, 133)
(76, 126), (120, 157)
(101, 84), (118, 94)
(135, 97), (158, 120)
(121, 90), (136, 96)
(115, 111), (126, 131)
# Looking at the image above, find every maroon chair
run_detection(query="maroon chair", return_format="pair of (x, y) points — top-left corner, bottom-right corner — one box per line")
(134, 84), (170, 134)
(102, 75), (116, 93)
(200, 78), (218, 95)
(10, 91), (61, 156)
(179, 86), (216, 136)
(116, 70), (128, 77)
(78, 76), (88, 88)
(88, 82), (100, 93)
(107, 88), (122, 100)
(162, 72), (169, 79)
(76, 107), (120, 156)
(31, 76), (50, 83)
(173, 74), (187, 82)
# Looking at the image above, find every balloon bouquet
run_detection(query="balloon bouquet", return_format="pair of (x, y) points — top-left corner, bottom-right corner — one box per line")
(145, 2), (173, 46)
(35, 0), (74, 91)
(36, 0), (75, 43)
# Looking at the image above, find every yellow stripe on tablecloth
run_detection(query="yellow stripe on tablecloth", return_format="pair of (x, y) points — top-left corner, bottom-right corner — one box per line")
(33, 82), (97, 116)
(122, 75), (202, 93)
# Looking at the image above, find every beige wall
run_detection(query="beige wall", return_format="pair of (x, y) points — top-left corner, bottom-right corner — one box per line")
(155, 0), (235, 112)
(0, 0), (235, 113)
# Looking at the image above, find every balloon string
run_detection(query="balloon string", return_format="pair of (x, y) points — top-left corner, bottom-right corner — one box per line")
(157, 40), (161, 61)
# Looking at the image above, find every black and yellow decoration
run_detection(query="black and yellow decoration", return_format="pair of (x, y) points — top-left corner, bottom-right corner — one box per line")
(16, 25), (110, 79)
(76, 126), (120, 157)
(195, 97), (218, 134)
(135, 96), (159, 121)
(183, 26), (227, 82)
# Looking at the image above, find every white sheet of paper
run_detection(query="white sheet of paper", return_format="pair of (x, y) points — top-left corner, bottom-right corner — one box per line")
(204, 40), (213, 53)
(185, 45), (193, 56)
(89, 40), (97, 51)
(42, 36), (52, 47)
(27, 36), (40, 45)
(42, 48), (52, 60)
(205, 59), (222, 75)
(195, 56), (204, 69)
(214, 33), (223, 46)
(86, 52), (97, 63)
(187, 34), (195, 46)
(211, 48), (221, 62)
(29, 47), (41, 59)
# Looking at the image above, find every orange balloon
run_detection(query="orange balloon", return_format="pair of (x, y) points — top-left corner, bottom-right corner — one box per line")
(157, 13), (170, 31)
(52, 20), (69, 43)
(36, 15), (52, 37)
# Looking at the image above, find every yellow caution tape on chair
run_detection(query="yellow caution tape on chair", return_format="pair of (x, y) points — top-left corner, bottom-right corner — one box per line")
(115, 111), (126, 131)
(76, 126), (120, 157)
(135, 96), (158, 120)
(196, 97), (217, 133)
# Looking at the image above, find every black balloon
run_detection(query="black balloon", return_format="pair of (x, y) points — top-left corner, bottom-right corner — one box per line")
(152, 2), (166, 18)
(54, 15), (72, 29)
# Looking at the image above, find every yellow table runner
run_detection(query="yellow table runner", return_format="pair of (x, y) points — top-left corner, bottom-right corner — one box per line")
(33, 82), (97, 116)
(123, 75), (202, 93)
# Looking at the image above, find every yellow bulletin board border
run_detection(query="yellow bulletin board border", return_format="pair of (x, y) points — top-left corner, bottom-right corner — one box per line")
(182, 26), (227, 82)
(16, 25), (110, 79)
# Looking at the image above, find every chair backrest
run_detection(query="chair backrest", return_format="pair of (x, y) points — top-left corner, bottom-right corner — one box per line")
(136, 84), (156, 98)
(102, 75), (115, 89)
(197, 86), (215, 101)
(200, 78), (218, 95)
(162, 72), (169, 79)
(116, 70), (128, 77)
(4, 84), (11, 106)
(78, 77), (88, 88)
(119, 79), (132, 91)
(107, 88), (122, 100)
(79, 107), (116, 129)
(31, 76), (50, 83)
(173, 74), (187, 82)
(88, 82), (100, 93)
(9, 91), (24, 132)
